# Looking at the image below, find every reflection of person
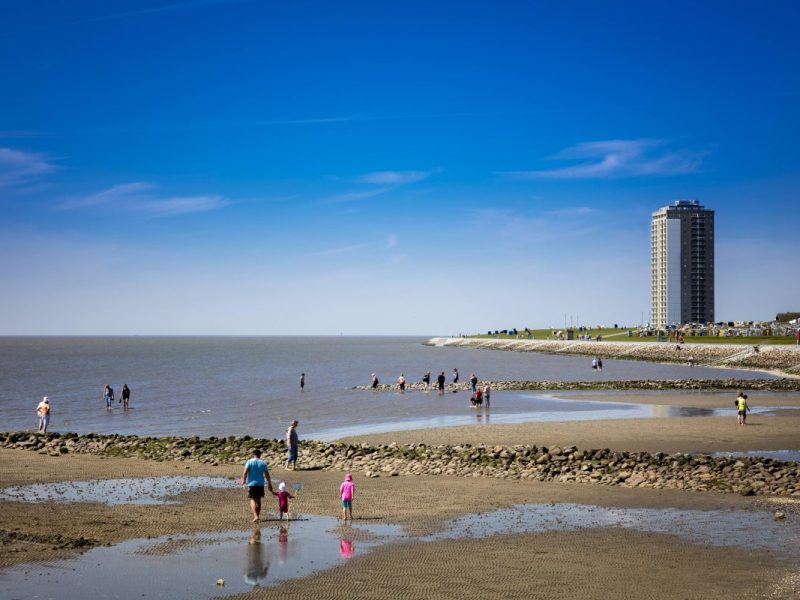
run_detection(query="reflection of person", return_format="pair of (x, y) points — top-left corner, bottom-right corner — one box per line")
(272, 481), (295, 521)
(277, 525), (289, 564)
(36, 397), (50, 433)
(240, 449), (274, 522)
(339, 538), (355, 559)
(286, 420), (299, 470)
(121, 384), (130, 410)
(243, 527), (270, 588)
(103, 384), (114, 409)
(340, 473), (355, 521)
(736, 392), (750, 425)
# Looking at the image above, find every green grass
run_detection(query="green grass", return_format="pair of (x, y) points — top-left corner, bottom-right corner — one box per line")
(470, 330), (797, 345)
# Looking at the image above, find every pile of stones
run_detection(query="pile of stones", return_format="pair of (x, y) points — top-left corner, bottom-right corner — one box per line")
(354, 378), (800, 392)
(2, 431), (798, 498)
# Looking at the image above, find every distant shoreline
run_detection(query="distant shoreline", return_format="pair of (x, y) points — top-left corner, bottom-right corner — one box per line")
(426, 337), (800, 378)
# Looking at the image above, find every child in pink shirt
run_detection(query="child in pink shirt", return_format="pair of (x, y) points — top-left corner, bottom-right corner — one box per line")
(272, 481), (294, 521)
(339, 473), (355, 521)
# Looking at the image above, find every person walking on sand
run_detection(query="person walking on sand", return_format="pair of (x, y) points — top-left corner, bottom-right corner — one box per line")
(272, 481), (294, 522)
(340, 473), (355, 521)
(121, 384), (130, 410)
(240, 448), (274, 522)
(36, 396), (50, 433)
(300, 373), (305, 392)
(286, 420), (299, 470)
(470, 373), (478, 393)
(371, 373), (379, 389)
(437, 372), (446, 394)
(103, 384), (114, 409)
(398, 373), (406, 392)
(422, 371), (431, 391)
(483, 383), (491, 408)
(736, 392), (750, 425)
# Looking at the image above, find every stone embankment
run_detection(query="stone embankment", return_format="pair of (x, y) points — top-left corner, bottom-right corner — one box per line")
(426, 338), (800, 376)
(2, 431), (798, 498)
(354, 379), (800, 392)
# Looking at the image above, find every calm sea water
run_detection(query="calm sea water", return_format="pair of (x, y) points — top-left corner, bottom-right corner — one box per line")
(0, 336), (773, 440)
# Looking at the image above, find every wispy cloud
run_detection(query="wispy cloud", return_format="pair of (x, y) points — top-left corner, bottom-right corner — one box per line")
(61, 182), (229, 217)
(356, 170), (431, 185)
(503, 139), (705, 180)
(328, 188), (392, 203)
(545, 206), (596, 217)
(0, 147), (56, 187)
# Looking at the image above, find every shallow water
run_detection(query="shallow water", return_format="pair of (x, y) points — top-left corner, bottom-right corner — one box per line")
(2, 503), (798, 599)
(0, 336), (776, 440)
(711, 450), (800, 462)
(0, 517), (405, 599)
(311, 392), (799, 440)
(0, 476), (236, 505)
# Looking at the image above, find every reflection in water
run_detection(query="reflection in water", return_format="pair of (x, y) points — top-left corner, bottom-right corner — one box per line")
(277, 525), (289, 564)
(243, 527), (270, 588)
(339, 538), (354, 559)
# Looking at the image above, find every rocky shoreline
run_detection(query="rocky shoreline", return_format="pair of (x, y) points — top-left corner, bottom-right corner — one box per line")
(3, 431), (798, 498)
(353, 378), (800, 392)
(425, 338), (800, 376)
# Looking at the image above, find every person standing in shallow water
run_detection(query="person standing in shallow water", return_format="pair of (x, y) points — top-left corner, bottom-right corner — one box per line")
(240, 448), (273, 522)
(286, 420), (299, 470)
(437, 372), (446, 394)
(121, 384), (130, 410)
(398, 373), (406, 392)
(422, 371), (431, 391)
(452, 368), (459, 384)
(300, 373), (305, 392)
(736, 392), (750, 425)
(36, 396), (50, 433)
(103, 384), (114, 409)
(371, 373), (379, 389)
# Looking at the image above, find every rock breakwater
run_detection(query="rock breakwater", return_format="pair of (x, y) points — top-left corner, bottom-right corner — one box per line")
(426, 338), (800, 376)
(2, 431), (798, 498)
(354, 378), (800, 392)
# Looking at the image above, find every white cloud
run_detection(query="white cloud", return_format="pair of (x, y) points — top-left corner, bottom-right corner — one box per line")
(0, 147), (55, 187)
(61, 182), (229, 217)
(503, 139), (705, 180)
(357, 170), (431, 185)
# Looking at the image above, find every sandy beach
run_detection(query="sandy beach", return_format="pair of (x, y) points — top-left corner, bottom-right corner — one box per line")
(3, 398), (800, 599)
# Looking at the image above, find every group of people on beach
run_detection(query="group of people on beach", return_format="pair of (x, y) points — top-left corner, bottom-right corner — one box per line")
(239, 447), (355, 523)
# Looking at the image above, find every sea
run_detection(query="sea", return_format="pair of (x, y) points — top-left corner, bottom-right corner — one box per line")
(0, 336), (775, 441)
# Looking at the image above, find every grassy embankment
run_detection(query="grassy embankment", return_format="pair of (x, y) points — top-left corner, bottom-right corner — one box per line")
(472, 328), (797, 345)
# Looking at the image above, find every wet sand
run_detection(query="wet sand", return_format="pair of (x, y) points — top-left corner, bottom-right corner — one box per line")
(2, 441), (800, 599)
(341, 390), (800, 454)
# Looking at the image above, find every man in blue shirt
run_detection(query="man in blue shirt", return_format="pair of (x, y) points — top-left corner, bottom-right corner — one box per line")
(240, 449), (274, 522)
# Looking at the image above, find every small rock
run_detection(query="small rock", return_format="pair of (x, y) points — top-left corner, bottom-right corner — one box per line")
(774, 511), (786, 521)
(216, 578), (225, 586)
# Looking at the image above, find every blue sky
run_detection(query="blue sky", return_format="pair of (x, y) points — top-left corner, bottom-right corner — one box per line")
(1, 0), (798, 335)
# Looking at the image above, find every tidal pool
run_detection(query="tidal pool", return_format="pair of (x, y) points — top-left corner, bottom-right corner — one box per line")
(0, 476), (236, 505)
(1, 503), (798, 599)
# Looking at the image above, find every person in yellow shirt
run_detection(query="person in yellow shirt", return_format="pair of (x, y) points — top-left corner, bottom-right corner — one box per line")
(36, 397), (50, 433)
(736, 392), (750, 426)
